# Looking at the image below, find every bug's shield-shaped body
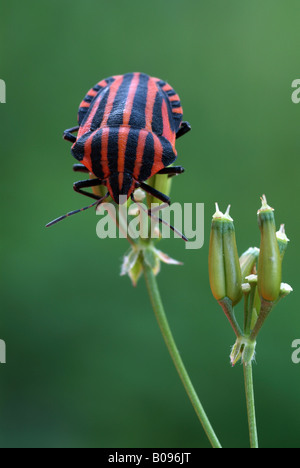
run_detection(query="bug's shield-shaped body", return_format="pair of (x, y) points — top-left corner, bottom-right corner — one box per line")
(71, 73), (184, 203)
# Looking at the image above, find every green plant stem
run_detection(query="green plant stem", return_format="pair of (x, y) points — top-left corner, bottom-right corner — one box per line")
(142, 260), (222, 449)
(243, 362), (258, 448)
(250, 299), (273, 342)
(218, 298), (242, 338)
(243, 291), (250, 334)
(244, 286), (256, 335)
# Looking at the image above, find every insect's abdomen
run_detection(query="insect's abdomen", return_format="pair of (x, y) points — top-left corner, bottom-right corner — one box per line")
(72, 127), (176, 182)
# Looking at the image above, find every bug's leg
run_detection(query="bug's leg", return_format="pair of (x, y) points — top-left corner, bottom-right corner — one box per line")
(73, 164), (90, 173)
(156, 166), (185, 178)
(130, 193), (188, 242)
(176, 121), (191, 139)
(74, 178), (106, 201)
(63, 126), (80, 143)
(46, 192), (109, 228)
(138, 182), (171, 205)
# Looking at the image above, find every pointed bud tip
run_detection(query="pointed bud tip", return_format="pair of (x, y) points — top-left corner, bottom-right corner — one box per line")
(257, 194), (274, 214)
(212, 203), (233, 221)
(224, 205), (233, 221)
(276, 224), (290, 243)
(213, 202), (224, 219)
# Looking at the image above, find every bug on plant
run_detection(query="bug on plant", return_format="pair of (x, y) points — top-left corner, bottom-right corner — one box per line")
(46, 72), (191, 229)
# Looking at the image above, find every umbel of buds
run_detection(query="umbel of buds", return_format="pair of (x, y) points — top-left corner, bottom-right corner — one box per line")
(209, 195), (293, 366)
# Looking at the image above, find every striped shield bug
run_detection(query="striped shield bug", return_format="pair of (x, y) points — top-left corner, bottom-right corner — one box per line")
(46, 73), (191, 232)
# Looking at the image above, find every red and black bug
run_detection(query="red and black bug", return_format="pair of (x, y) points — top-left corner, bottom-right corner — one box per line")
(46, 72), (191, 228)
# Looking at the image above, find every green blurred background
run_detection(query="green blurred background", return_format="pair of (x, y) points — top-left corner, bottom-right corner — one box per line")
(1, 0), (299, 448)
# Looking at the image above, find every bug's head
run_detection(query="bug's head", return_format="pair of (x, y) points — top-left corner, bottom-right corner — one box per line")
(106, 172), (136, 204)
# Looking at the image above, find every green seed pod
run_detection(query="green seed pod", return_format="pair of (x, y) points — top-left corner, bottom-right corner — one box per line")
(257, 195), (282, 302)
(209, 204), (242, 306)
(276, 224), (290, 260)
(239, 247), (260, 282)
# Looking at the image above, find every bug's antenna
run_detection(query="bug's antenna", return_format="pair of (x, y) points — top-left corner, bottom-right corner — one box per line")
(130, 194), (188, 242)
(46, 193), (109, 228)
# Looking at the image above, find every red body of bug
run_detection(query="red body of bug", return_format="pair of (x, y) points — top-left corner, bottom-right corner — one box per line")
(47, 73), (191, 228)
(71, 72), (190, 201)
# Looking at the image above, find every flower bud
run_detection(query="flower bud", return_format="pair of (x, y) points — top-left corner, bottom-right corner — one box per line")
(279, 282), (293, 298)
(209, 204), (242, 306)
(276, 224), (290, 260)
(240, 247), (260, 282)
(242, 283), (251, 294)
(245, 274), (258, 285)
(257, 195), (282, 302)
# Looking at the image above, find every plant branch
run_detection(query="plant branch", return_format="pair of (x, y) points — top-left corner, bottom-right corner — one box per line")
(142, 259), (222, 449)
(243, 362), (258, 448)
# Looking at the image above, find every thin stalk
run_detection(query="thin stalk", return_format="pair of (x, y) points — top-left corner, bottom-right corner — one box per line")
(243, 363), (259, 448)
(142, 260), (222, 449)
(243, 291), (250, 333)
(244, 285), (256, 336)
(218, 298), (242, 338)
(250, 299), (273, 342)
